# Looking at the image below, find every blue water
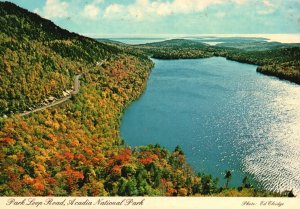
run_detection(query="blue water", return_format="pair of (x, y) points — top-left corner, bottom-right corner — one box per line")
(121, 57), (300, 194)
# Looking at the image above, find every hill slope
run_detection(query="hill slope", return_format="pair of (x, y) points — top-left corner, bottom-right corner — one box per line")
(0, 2), (207, 197)
(132, 39), (300, 84)
(0, 1), (118, 115)
(0, 2), (291, 197)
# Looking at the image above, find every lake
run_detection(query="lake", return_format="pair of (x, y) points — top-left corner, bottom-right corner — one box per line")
(120, 57), (300, 195)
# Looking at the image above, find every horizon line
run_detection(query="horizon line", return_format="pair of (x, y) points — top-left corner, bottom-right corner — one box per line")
(83, 33), (300, 44)
(84, 33), (300, 37)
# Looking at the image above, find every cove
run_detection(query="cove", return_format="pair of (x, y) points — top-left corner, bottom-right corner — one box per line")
(121, 57), (300, 195)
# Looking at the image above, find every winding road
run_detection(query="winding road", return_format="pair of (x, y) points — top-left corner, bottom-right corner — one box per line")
(21, 75), (82, 116)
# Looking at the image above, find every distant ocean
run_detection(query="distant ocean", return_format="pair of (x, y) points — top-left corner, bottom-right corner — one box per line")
(96, 34), (300, 45)
(109, 37), (166, 45)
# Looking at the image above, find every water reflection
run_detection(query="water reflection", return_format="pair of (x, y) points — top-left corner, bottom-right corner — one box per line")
(121, 57), (300, 195)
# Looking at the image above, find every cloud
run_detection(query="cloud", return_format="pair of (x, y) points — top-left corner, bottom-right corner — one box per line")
(155, 2), (172, 16)
(34, 0), (69, 19)
(233, 0), (248, 5)
(102, 0), (250, 21)
(82, 4), (100, 19)
(257, 0), (278, 15)
(104, 4), (124, 18)
(168, 0), (223, 14)
(263, 0), (273, 7)
(81, 0), (105, 20)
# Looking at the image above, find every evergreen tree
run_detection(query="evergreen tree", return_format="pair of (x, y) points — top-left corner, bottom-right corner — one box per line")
(224, 170), (232, 189)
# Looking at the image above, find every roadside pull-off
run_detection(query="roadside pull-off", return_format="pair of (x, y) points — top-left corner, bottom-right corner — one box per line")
(21, 75), (82, 116)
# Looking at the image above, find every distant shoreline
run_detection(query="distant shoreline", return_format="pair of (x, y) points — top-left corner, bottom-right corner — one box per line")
(91, 34), (300, 44)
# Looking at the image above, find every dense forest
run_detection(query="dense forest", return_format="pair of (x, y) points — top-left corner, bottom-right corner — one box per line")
(0, 1), (119, 116)
(0, 2), (296, 197)
(104, 38), (300, 84)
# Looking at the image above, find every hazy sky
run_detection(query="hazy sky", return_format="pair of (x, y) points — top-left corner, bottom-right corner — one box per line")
(3, 0), (300, 36)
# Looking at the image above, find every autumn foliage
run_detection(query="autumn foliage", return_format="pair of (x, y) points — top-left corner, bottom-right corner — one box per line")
(0, 3), (197, 194)
(0, 2), (289, 197)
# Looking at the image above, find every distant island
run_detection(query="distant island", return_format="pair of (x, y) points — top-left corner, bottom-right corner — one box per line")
(0, 2), (298, 197)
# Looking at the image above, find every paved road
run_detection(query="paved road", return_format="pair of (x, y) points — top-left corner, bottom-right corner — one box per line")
(21, 75), (82, 116)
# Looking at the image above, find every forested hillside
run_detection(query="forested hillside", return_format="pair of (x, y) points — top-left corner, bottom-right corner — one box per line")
(117, 39), (300, 84)
(215, 46), (300, 84)
(0, 2), (293, 197)
(136, 39), (214, 59)
(0, 1), (206, 196)
(0, 2), (118, 115)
